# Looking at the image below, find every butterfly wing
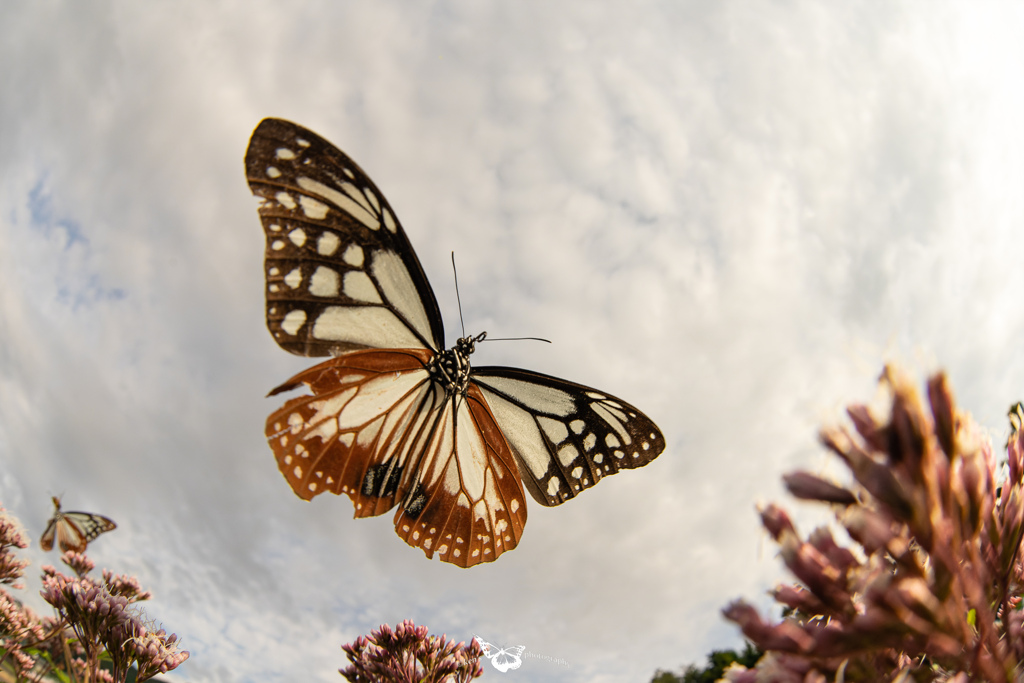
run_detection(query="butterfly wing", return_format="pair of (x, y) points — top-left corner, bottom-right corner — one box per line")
(266, 350), (527, 568)
(472, 367), (665, 507)
(245, 118), (444, 356)
(40, 516), (58, 552)
(60, 512), (117, 551)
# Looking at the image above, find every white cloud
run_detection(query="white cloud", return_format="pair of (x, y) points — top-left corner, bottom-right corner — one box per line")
(1, 1), (1023, 681)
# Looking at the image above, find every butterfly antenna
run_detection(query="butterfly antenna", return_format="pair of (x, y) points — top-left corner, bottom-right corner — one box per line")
(482, 336), (552, 344)
(451, 252), (467, 338)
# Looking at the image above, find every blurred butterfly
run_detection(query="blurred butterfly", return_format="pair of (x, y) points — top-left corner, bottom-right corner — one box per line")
(245, 118), (665, 568)
(40, 496), (117, 553)
(474, 637), (525, 673)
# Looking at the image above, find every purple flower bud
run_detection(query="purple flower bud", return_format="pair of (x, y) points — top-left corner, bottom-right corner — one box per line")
(783, 471), (857, 505)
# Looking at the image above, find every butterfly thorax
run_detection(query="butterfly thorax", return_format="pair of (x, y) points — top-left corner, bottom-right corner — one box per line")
(427, 333), (486, 396)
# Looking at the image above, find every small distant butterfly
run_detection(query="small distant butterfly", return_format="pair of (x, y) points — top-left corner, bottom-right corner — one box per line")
(246, 118), (665, 568)
(40, 496), (117, 553)
(474, 638), (525, 673)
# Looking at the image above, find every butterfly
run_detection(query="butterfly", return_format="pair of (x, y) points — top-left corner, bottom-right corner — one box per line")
(245, 118), (665, 568)
(40, 496), (117, 553)
(474, 637), (525, 673)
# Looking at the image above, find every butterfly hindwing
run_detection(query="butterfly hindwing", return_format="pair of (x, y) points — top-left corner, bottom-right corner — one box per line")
(393, 384), (526, 567)
(245, 118), (444, 357)
(266, 351), (527, 568)
(473, 367), (665, 507)
(266, 349), (438, 511)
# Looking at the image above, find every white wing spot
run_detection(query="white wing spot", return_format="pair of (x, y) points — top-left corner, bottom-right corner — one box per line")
(572, 466), (583, 479)
(284, 268), (302, 289)
(343, 168), (355, 179)
(266, 166), (281, 178)
(510, 499), (519, 513)
(594, 452), (604, 464)
(308, 483), (317, 492)
(586, 391), (605, 400)
(275, 192), (297, 209)
(296, 177), (377, 230)
(281, 310), (307, 335)
(268, 284), (279, 293)
(642, 441), (650, 451)
(402, 525), (410, 532)
(614, 449), (625, 459)
(383, 208), (397, 233)
(343, 244), (364, 266)
(268, 267), (280, 276)
(365, 189), (381, 211)
(539, 417), (568, 445)
(283, 455), (292, 465)
(583, 433), (597, 451)
(429, 527), (436, 534)
(570, 419), (586, 434)
(343, 270), (382, 303)
(424, 538), (432, 549)
(275, 148), (296, 160)
(288, 229), (306, 246)
(317, 232), (341, 256)
(299, 196), (329, 220)
(438, 544), (448, 554)
(472, 549), (480, 557)
(605, 433), (621, 448)
(453, 549), (461, 558)
(293, 466), (303, 478)
(296, 138), (310, 147)
(269, 223), (282, 232)
(271, 240), (285, 250)
(412, 530), (419, 540)
(558, 443), (579, 467)
(547, 477), (561, 496)
(309, 267), (340, 297)
(650, 432), (657, 440)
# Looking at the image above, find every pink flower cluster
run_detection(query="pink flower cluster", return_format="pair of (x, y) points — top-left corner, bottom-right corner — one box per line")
(0, 503), (187, 683)
(724, 367), (1024, 682)
(340, 619), (483, 683)
(0, 505), (29, 588)
(40, 557), (188, 682)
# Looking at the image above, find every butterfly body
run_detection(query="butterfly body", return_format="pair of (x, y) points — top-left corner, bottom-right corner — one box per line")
(40, 497), (116, 553)
(247, 118), (665, 567)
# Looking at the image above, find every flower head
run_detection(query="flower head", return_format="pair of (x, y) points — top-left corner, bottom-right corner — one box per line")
(724, 366), (1024, 681)
(340, 620), (483, 683)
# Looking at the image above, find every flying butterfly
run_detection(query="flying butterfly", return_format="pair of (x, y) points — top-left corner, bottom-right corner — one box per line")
(245, 118), (665, 568)
(40, 496), (117, 553)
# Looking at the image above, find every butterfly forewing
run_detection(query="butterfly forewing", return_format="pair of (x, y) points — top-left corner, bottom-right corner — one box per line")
(472, 368), (665, 507)
(246, 119), (444, 356)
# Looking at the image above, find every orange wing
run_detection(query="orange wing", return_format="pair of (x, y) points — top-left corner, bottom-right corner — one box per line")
(266, 349), (527, 568)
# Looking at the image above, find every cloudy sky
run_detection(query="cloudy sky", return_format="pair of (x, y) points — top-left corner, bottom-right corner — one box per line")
(2, 1), (1023, 681)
